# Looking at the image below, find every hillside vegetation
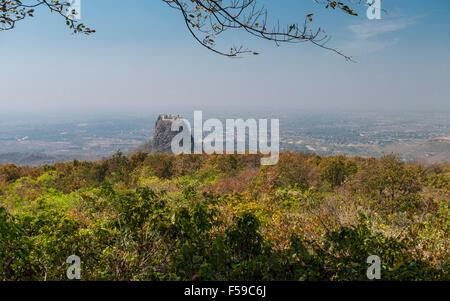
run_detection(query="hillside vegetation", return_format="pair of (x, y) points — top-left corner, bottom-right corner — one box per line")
(0, 152), (448, 280)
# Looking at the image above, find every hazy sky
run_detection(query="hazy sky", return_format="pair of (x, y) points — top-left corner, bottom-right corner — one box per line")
(1, 0), (449, 115)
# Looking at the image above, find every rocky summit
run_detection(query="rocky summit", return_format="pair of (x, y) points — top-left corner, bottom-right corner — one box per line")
(139, 113), (184, 154)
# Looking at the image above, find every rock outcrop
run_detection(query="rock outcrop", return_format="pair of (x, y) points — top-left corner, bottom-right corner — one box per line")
(139, 113), (188, 154)
(151, 114), (183, 153)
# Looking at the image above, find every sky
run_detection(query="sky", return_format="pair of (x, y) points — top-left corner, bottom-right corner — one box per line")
(0, 0), (449, 117)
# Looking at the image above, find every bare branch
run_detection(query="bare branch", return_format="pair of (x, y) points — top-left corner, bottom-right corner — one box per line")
(1, 0), (364, 60)
(163, 0), (361, 60)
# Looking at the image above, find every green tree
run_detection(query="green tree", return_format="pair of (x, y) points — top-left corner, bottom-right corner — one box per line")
(320, 155), (357, 188)
(0, 207), (37, 280)
(352, 155), (422, 213)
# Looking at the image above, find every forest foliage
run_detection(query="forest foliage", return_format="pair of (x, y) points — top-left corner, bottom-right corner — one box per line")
(0, 152), (448, 280)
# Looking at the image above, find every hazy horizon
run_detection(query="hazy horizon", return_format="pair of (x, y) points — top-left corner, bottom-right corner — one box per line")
(1, 0), (450, 114)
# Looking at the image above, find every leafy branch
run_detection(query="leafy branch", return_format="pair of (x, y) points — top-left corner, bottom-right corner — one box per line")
(0, 0), (94, 34)
(1, 0), (367, 60)
(163, 0), (362, 60)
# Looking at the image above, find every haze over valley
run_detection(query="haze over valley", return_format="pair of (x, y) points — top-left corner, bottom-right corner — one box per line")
(1, 109), (448, 166)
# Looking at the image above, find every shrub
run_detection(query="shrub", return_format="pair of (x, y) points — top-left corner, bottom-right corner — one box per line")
(320, 155), (357, 188)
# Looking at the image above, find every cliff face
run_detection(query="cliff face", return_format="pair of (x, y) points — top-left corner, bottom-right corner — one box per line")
(152, 114), (182, 153)
(139, 114), (185, 154)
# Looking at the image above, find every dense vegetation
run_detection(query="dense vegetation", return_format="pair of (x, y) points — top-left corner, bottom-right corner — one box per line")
(0, 152), (448, 280)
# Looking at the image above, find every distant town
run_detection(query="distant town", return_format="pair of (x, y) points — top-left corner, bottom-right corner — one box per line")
(0, 110), (448, 165)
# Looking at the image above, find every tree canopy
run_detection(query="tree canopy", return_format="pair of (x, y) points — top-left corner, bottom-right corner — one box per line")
(1, 152), (448, 280)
